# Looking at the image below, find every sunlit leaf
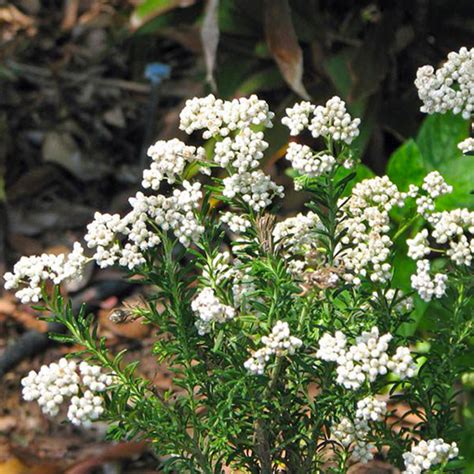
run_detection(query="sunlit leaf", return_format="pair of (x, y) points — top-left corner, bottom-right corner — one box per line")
(131, 0), (197, 30)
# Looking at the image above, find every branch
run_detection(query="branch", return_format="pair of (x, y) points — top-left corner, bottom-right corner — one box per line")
(0, 279), (134, 379)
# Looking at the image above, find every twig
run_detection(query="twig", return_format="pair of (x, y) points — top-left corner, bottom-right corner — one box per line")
(6, 60), (152, 94)
(0, 279), (135, 379)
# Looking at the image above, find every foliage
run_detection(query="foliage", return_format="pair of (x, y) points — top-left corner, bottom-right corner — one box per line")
(7, 86), (474, 472)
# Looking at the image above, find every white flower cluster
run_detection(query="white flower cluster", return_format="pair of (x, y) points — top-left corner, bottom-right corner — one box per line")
(402, 438), (459, 474)
(273, 211), (320, 254)
(191, 287), (235, 335)
(415, 46), (474, 119)
(458, 136), (474, 155)
(222, 170), (284, 213)
(332, 396), (386, 464)
(21, 358), (114, 427)
(273, 211), (321, 275)
(411, 260), (448, 302)
(220, 212), (251, 234)
(310, 96), (361, 144)
(285, 143), (336, 178)
(407, 229), (430, 260)
(316, 326), (416, 389)
(179, 94), (274, 139)
(409, 208), (474, 300)
(339, 176), (405, 285)
(282, 97), (360, 144)
(332, 417), (374, 464)
(84, 212), (124, 268)
(214, 129), (268, 173)
(244, 321), (302, 375)
(415, 171), (452, 218)
(85, 181), (204, 269)
(68, 391), (105, 427)
(22, 358), (80, 416)
(281, 101), (315, 136)
(356, 396), (387, 422)
(4, 243), (87, 303)
(79, 360), (115, 392)
(143, 139), (205, 189)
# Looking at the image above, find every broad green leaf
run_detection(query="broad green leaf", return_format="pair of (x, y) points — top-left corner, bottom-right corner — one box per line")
(416, 111), (469, 169)
(437, 157), (474, 210)
(386, 139), (425, 190)
(416, 112), (473, 209)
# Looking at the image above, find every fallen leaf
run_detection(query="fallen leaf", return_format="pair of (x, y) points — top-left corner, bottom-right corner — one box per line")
(348, 460), (399, 473)
(200, 0), (220, 91)
(264, 0), (310, 100)
(0, 416), (16, 433)
(61, 0), (80, 31)
(42, 131), (108, 181)
(65, 441), (148, 474)
(103, 107), (126, 128)
(0, 6), (36, 42)
(7, 309), (48, 332)
(0, 458), (28, 474)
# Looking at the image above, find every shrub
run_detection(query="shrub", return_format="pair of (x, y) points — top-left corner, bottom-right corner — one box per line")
(5, 47), (474, 473)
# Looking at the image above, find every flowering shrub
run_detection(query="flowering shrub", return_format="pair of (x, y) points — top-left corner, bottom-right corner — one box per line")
(4, 48), (474, 472)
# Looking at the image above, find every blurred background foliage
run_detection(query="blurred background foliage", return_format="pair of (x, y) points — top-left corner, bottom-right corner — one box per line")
(1, 0), (474, 470)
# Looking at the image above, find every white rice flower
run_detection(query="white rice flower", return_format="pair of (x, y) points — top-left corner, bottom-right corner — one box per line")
(281, 101), (316, 136)
(220, 212), (252, 234)
(402, 438), (458, 474)
(245, 321), (302, 375)
(214, 128), (268, 173)
(309, 96), (360, 144)
(223, 170), (284, 212)
(316, 326), (416, 389)
(191, 287), (235, 335)
(143, 139), (205, 189)
(4, 243), (88, 303)
(415, 46), (474, 119)
(458, 137), (474, 155)
(285, 143), (336, 177)
(179, 94), (274, 139)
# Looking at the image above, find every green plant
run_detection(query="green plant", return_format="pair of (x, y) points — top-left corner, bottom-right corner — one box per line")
(6, 48), (474, 473)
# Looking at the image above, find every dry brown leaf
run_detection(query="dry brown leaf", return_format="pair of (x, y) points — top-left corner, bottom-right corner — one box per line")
(0, 6), (36, 42)
(0, 416), (16, 434)
(0, 458), (28, 474)
(264, 0), (310, 100)
(61, 0), (80, 31)
(348, 460), (399, 473)
(64, 441), (148, 474)
(9, 309), (47, 332)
